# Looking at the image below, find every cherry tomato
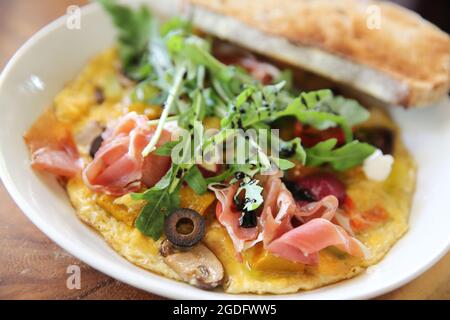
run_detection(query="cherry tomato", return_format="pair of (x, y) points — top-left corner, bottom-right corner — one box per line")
(299, 126), (346, 148)
(296, 172), (346, 204)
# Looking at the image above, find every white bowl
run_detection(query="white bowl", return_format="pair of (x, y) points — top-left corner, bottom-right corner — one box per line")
(0, 1), (449, 300)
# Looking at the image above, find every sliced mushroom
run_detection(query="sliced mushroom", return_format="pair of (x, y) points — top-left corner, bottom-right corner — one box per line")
(160, 240), (224, 290)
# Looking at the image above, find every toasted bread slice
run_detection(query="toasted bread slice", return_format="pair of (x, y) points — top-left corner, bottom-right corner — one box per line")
(185, 0), (450, 108)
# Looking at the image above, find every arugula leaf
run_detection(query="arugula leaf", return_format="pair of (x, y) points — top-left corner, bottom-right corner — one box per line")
(126, 61), (152, 81)
(132, 165), (181, 239)
(306, 139), (376, 171)
(228, 86), (354, 144)
(129, 81), (159, 103)
(205, 170), (234, 184)
(299, 90), (333, 109)
(236, 87), (255, 108)
(276, 97), (353, 141)
(271, 157), (296, 170)
(134, 185), (180, 239)
(160, 17), (192, 37)
(274, 135), (307, 165)
(181, 39), (233, 82)
(165, 32), (254, 101)
(234, 177), (264, 212)
(154, 140), (181, 156)
(178, 90), (206, 130)
(319, 96), (370, 126)
(305, 139), (338, 167)
(205, 162), (261, 185)
(98, 0), (152, 77)
(99, 1), (379, 242)
(132, 166), (176, 201)
(273, 70), (294, 91)
(184, 165), (208, 195)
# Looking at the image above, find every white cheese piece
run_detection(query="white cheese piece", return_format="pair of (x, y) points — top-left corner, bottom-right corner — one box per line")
(363, 149), (394, 182)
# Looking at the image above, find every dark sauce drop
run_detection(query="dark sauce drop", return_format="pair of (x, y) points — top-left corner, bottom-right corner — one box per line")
(234, 171), (246, 180)
(279, 144), (297, 158)
(89, 134), (104, 158)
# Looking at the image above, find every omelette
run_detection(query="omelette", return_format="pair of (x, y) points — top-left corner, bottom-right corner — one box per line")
(23, 0), (431, 295)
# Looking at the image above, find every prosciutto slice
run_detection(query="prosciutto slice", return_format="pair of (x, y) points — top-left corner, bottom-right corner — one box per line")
(210, 184), (259, 256)
(211, 170), (370, 265)
(295, 195), (339, 223)
(268, 219), (370, 262)
(259, 171), (297, 245)
(260, 174), (369, 263)
(24, 109), (81, 178)
(83, 112), (171, 195)
(30, 147), (81, 177)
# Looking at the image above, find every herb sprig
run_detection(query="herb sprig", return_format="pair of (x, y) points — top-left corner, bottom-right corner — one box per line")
(100, 0), (377, 240)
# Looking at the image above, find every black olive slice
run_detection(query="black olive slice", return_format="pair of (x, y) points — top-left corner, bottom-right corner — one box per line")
(239, 210), (257, 228)
(354, 127), (394, 155)
(89, 134), (104, 158)
(164, 209), (206, 248)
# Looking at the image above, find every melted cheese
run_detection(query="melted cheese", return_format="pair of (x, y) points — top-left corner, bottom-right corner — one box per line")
(363, 149), (394, 181)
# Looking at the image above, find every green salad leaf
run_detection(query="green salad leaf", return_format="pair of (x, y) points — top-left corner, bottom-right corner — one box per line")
(184, 165), (208, 195)
(153, 140), (181, 156)
(275, 96), (353, 142)
(271, 158), (296, 171)
(100, 0), (379, 241)
(134, 186), (180, 239)
(234, 177), (264, 212)
(318, 96), (370, 126)
(132, 166), (181, 239)
(306, 139), (376, 171)
(98, 0), (152, 78)
(278, 137), (307, 165)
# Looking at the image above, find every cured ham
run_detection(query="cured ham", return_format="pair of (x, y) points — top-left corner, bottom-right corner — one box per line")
(268, 219), (370, 262)
(261, 173), (369, 263)
(24, 109), (81, 178)
(212, 170), (369, 265)
(295, 195), (339, 223)
(83, 112), (171, 195)
(210, 184), (259, 255)
(30, 147), (81, 178)
(258, 171), (297, 245)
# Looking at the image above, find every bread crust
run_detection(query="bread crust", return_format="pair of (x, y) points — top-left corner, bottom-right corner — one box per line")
(187, 0), (450, 107)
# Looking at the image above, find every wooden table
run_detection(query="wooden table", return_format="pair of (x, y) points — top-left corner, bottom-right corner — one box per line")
(0, 0), (448, 300)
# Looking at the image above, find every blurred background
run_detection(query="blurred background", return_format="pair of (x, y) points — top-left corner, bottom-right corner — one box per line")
(394, 0), (450, 32)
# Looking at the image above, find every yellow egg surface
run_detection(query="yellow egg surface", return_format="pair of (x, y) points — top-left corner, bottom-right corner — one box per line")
(60, 49), (416, 294)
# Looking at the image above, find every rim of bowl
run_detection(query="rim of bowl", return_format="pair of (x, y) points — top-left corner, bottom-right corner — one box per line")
(0, 1), (448, 300)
